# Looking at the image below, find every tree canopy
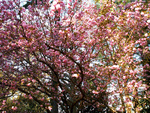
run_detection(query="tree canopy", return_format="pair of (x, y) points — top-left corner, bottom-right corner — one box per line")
(0, 0), (149, 113)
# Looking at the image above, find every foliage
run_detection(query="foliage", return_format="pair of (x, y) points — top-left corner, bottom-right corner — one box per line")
(0, 0), (150, 113)
(0, 94), (45, 113)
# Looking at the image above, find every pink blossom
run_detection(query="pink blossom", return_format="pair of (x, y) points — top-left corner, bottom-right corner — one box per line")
(72, 74), (79, 78)
(51, 5), (55, 12)
(140, 41), (147, 46)
(29, 95), (33, 99)
(11, 106), (17, 110)
(145, 33), (148, 37)
(119, 88), (123, 93)
(147, 19), (150, 23)
(56, 4), (61, 11)
(32, 79), (36, 83)
(92, 90), (99, 94)
(53, 1), (57, 6)
(135, 7), (141, 11)
(36, 91), (40, 94)
(21, 79), (25, 83)
(27, 78), (31, 81)
(109, 65), (120, 70)
(27, 83), (31, 86)
(123, 76), (126, 79)
(129, 70), (134, 75)
(130, 80), (136, 85)
(40, 97), (44, 101)
(17, 40), (23, 46)
(134, 83), (139, 88)
(2, 100), (6, 105)
(111, 76), (118, 80)
(22, 21), (27, 28)
(49, 11), (54, 16)
(48, 106), (52, 111)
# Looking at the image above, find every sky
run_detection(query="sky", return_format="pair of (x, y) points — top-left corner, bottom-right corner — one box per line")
(20, 0), (28, 6)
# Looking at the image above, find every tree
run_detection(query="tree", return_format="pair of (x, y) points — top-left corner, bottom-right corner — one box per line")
(0, 0), (149, 113)
(94, 0), (150, 112)
(0, 93), (46, 113)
